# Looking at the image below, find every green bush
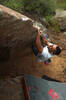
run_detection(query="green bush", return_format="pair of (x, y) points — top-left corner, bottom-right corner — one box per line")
(2, 0), (56, 16)
(55, 0), (66, 9)
(24, 0), (55, 15)
(64, 0), (66, 9)
(49, 19), (61, 33)
(2, 0), (24, 13)
(46, 15), (52, 22)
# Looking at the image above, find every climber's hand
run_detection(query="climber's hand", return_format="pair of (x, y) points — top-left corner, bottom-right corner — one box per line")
(40, 30), (43, 35)
(38, 28), (42, 36)
(38, 27), (40, 31)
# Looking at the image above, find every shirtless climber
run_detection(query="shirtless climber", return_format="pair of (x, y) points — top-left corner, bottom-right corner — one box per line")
(32, 28), (62, 64)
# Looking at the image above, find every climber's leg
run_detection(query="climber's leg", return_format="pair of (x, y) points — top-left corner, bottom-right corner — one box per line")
(32, 44), (39, 56)
(44, 59), (51, 65)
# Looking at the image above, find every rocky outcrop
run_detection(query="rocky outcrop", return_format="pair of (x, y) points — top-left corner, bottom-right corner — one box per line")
(0, 5), (37, 61)
(56, 17), (66, 31)
(54, 9), (66, 31)
(49, 9), (66, 32)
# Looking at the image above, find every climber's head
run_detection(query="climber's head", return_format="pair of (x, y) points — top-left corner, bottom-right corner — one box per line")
(49, 44), (62, 55)
(54, 46), (62, 55)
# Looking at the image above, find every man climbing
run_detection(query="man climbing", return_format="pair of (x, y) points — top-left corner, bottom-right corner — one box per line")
(34, 28), (62, 64)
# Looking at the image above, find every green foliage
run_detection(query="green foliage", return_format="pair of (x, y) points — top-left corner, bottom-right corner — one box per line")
(2, 0), (56, 16)
(24, 0), (55, 15)
(1, 0), (66, 15)
(64, 0), (66, 9)
(49, 19), (61, 33)
(2, 0), (24, 13)
(55, 0), (66, 9)
(46, 15), (52, 22)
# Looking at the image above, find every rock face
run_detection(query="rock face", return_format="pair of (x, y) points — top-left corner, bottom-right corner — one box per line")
(56, 17), (66, 31)
(0, 5), (37, 62)
(55, 9), (66, 31)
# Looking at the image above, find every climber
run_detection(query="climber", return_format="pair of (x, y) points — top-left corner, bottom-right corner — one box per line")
(32, 28), (62, 64)
(36, 28), (62, 63)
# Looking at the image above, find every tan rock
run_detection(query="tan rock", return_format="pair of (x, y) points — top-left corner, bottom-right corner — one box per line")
(0, 5), (37, 61)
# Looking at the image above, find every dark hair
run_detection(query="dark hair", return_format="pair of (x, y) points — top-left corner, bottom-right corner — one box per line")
(55, 46), (61, 55)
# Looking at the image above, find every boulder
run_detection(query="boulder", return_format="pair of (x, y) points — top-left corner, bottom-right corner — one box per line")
(56, 17), (66, 31)
(0, 5), (37, 62)
(49, 17), (66, 32)
(54, 9), (66, 31)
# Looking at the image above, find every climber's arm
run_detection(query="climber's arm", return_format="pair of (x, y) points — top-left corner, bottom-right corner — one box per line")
(36, 29), (43, 53)
(41, 34), (50, 46)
